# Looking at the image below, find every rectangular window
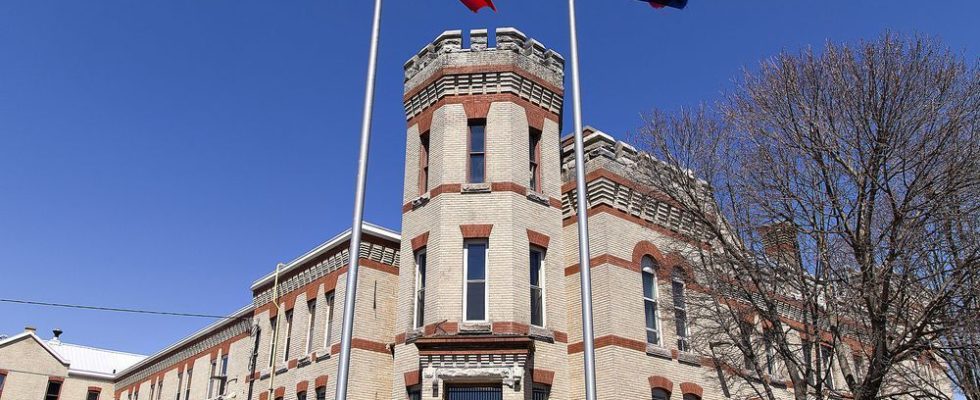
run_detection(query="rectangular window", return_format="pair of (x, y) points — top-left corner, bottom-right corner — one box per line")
(87, 390), (101, 400)
(414, 250), (427, 329)
(207, 360), (216, 398)
(175, 372), (183, 400)
(529, 247), (545, 327)
(739, 320), (754, 370)
(464, 241), (488, 321)
(642, 256), (660, 345)
(419, 133), (430, 194)
(283, 310), (293, 362)
(306, 299), (317, 355)
(158, 379), (164, 400)
(323, 292), (336, 350)
(268, 317), (278, 367)
(218, 355), (229, 395)
(315, 387), (326, 400)
(0, 373), (6, 398)
(672, 277), (689, 352)
(44, 380), (62, 400)
(296, 392), (306, 400)
(149, 385), (155, 400)
(468, 121), (486, 183)
(249, 327), (261, 374)
(532, 384), (550, 400)
(528, 128), (541, 191)
(184, 369), (192, 400)
(407, 386), (422, 400)
(821, 346), (835, 389)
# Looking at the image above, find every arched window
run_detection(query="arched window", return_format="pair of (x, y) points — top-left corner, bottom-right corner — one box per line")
(672, 268), (689, 352)
(642, 256), (661, 345)
(651, 388), (670, 400)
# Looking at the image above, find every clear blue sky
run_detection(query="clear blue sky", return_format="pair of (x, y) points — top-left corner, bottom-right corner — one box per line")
(1, 1), (978, 356)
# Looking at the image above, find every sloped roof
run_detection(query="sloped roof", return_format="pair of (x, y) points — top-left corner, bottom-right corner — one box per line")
(47, 340), (145, 378)
(0, 331), (145, 379)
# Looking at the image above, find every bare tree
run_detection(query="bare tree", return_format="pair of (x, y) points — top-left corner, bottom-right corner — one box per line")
(632, 33), (980, 400)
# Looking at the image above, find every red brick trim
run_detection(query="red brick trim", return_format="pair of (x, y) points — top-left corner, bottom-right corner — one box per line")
(274, 387), (285, 398)
(526, 229), (551, 249)
(0, 369), (7, 375)
(286, 359), (298, 369)
(88, 387), (103, 393)
(404, 182), (561, 213)
(315, 375), (329, 389)
(648, 376), (673, 393)
(567, 335), (646, 354)
(329, 338), (390, 355)
(553, 331), (568, 343)
(564, 254), (634, 276)
(460, 224), (493, 239)
(296, 381), (309, 393)
(532, 369), (555, 385)
(492, 321), (530, 335)
(408, 94), (559, 133)
(254, 258), (399, 316)
(563, 204), (707, 249)
(404, 370), (421, 387)
(48, 376), (66, 383)
(411, 232), (429, 252)
(395, 332), (407, 345)
(633, 241), (667, 271)
(259, 392), (269, 400)
(680, 382), (703, 398)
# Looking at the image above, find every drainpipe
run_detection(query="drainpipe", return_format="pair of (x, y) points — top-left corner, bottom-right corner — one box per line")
(267, 263), (284, 400)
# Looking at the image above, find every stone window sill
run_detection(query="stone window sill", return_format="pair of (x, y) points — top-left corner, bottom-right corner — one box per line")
(646, 344), (672, 359)
(461, 183), (491, 193)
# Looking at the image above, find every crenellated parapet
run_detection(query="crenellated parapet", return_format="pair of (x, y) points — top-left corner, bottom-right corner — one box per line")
(402, 28), (565, 122)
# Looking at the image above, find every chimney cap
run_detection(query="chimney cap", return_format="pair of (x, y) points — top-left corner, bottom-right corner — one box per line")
(25, 326), (37, 333)
(52, 329), (63, 342)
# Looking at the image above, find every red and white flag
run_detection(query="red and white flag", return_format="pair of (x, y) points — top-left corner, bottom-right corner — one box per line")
(459, 0), (496, 12)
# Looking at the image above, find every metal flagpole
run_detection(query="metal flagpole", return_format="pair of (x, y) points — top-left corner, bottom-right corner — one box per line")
(335, 0), (383, 398)
(566, 1), (598, 399)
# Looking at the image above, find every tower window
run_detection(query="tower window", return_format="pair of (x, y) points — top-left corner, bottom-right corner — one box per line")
(306, 298), (317, 354)
(642, 256), (661, 346)
(419, 133), (430, 194)
(672, 269), (689, 352)
(414, 249), (427, 329)
(530, 247), (545, 327)
(323, 292), (336, 349)
(87, 390), (101, 400)
(464, 240), (488, 321)
(529, 128), (542, 191)
(468, 121), (486, 183)
(283, 310), (293, 362)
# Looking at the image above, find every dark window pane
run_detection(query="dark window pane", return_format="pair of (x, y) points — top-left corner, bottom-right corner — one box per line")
(642, 272), (655, 299)
(645, 300), (658, 330)
(529, 250), (542, 286)
(466, 282), (486, 320)
(415, 290), (425, 328)
(532, 385), (550, 400)
(315, 388), (326, 400)
(675, 311), (687, 336)
(87, 391), (100, 400)
(652, 388), (669, 400)
(297, 392), (306, 400)
(466, 244), (486, 280)
(647, 329), (660, 345)
(531, 287), (544, 326)
(672, 281), (685, 308)
(45, 381), (62, 400)
(683, 394), (700, 400)
(470, 124), (485, 152)
(470, 154), (485, 183)
(418, 253), (427, 287)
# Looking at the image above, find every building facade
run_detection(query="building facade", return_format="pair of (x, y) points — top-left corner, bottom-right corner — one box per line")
(0, 27), (952, 400)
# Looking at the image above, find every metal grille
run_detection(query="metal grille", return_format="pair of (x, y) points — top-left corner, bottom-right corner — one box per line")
(532, 386), (550, 400)
(446, 386), (502, 400)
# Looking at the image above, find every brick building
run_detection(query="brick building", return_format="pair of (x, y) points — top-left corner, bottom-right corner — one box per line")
(0, 28), (952, 400)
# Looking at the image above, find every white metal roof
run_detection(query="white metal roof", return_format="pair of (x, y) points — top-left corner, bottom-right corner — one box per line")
(0, 331), (145, 379)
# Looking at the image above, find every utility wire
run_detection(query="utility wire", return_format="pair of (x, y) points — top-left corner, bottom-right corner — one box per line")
(0, 298), (230, 319)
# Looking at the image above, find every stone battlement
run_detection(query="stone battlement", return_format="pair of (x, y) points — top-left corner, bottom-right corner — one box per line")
(403, 28), (565, 93)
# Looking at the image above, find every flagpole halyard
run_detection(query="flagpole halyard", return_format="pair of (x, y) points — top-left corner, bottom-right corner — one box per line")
(334, 0), (383, 398)
(567, 0), (599, 399)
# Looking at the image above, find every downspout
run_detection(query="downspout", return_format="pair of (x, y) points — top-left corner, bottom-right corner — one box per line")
(268, 263), (284, 400)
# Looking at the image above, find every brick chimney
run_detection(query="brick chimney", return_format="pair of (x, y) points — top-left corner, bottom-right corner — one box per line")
(760, 221), (800, 267)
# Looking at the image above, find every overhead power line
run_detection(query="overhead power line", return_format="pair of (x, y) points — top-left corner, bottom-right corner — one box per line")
(0, 298), (230, 319)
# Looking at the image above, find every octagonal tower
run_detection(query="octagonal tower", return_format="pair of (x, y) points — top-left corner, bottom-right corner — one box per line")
(392, 28), (569, 400)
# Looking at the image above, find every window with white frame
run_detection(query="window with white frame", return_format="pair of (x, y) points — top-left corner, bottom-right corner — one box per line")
(528, 128), (542, 191)
(207, 360), (216, 398)
(468, 121), (486, 183)
(642, 256), (661, 346)
(671, 268), (689, 352)
(414, 249), (427, 329)
(323, 292), (335, 350)
(267, 316), (277, 367)
(175, 372), (183, 400)
(218, 355), (228, 395)
(283, 310), (293, 362)
(530, 247), (545, 327)
(183, 369), (192, 400)
(464, 240), (488, 321)
(306, 298), (317, 354)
